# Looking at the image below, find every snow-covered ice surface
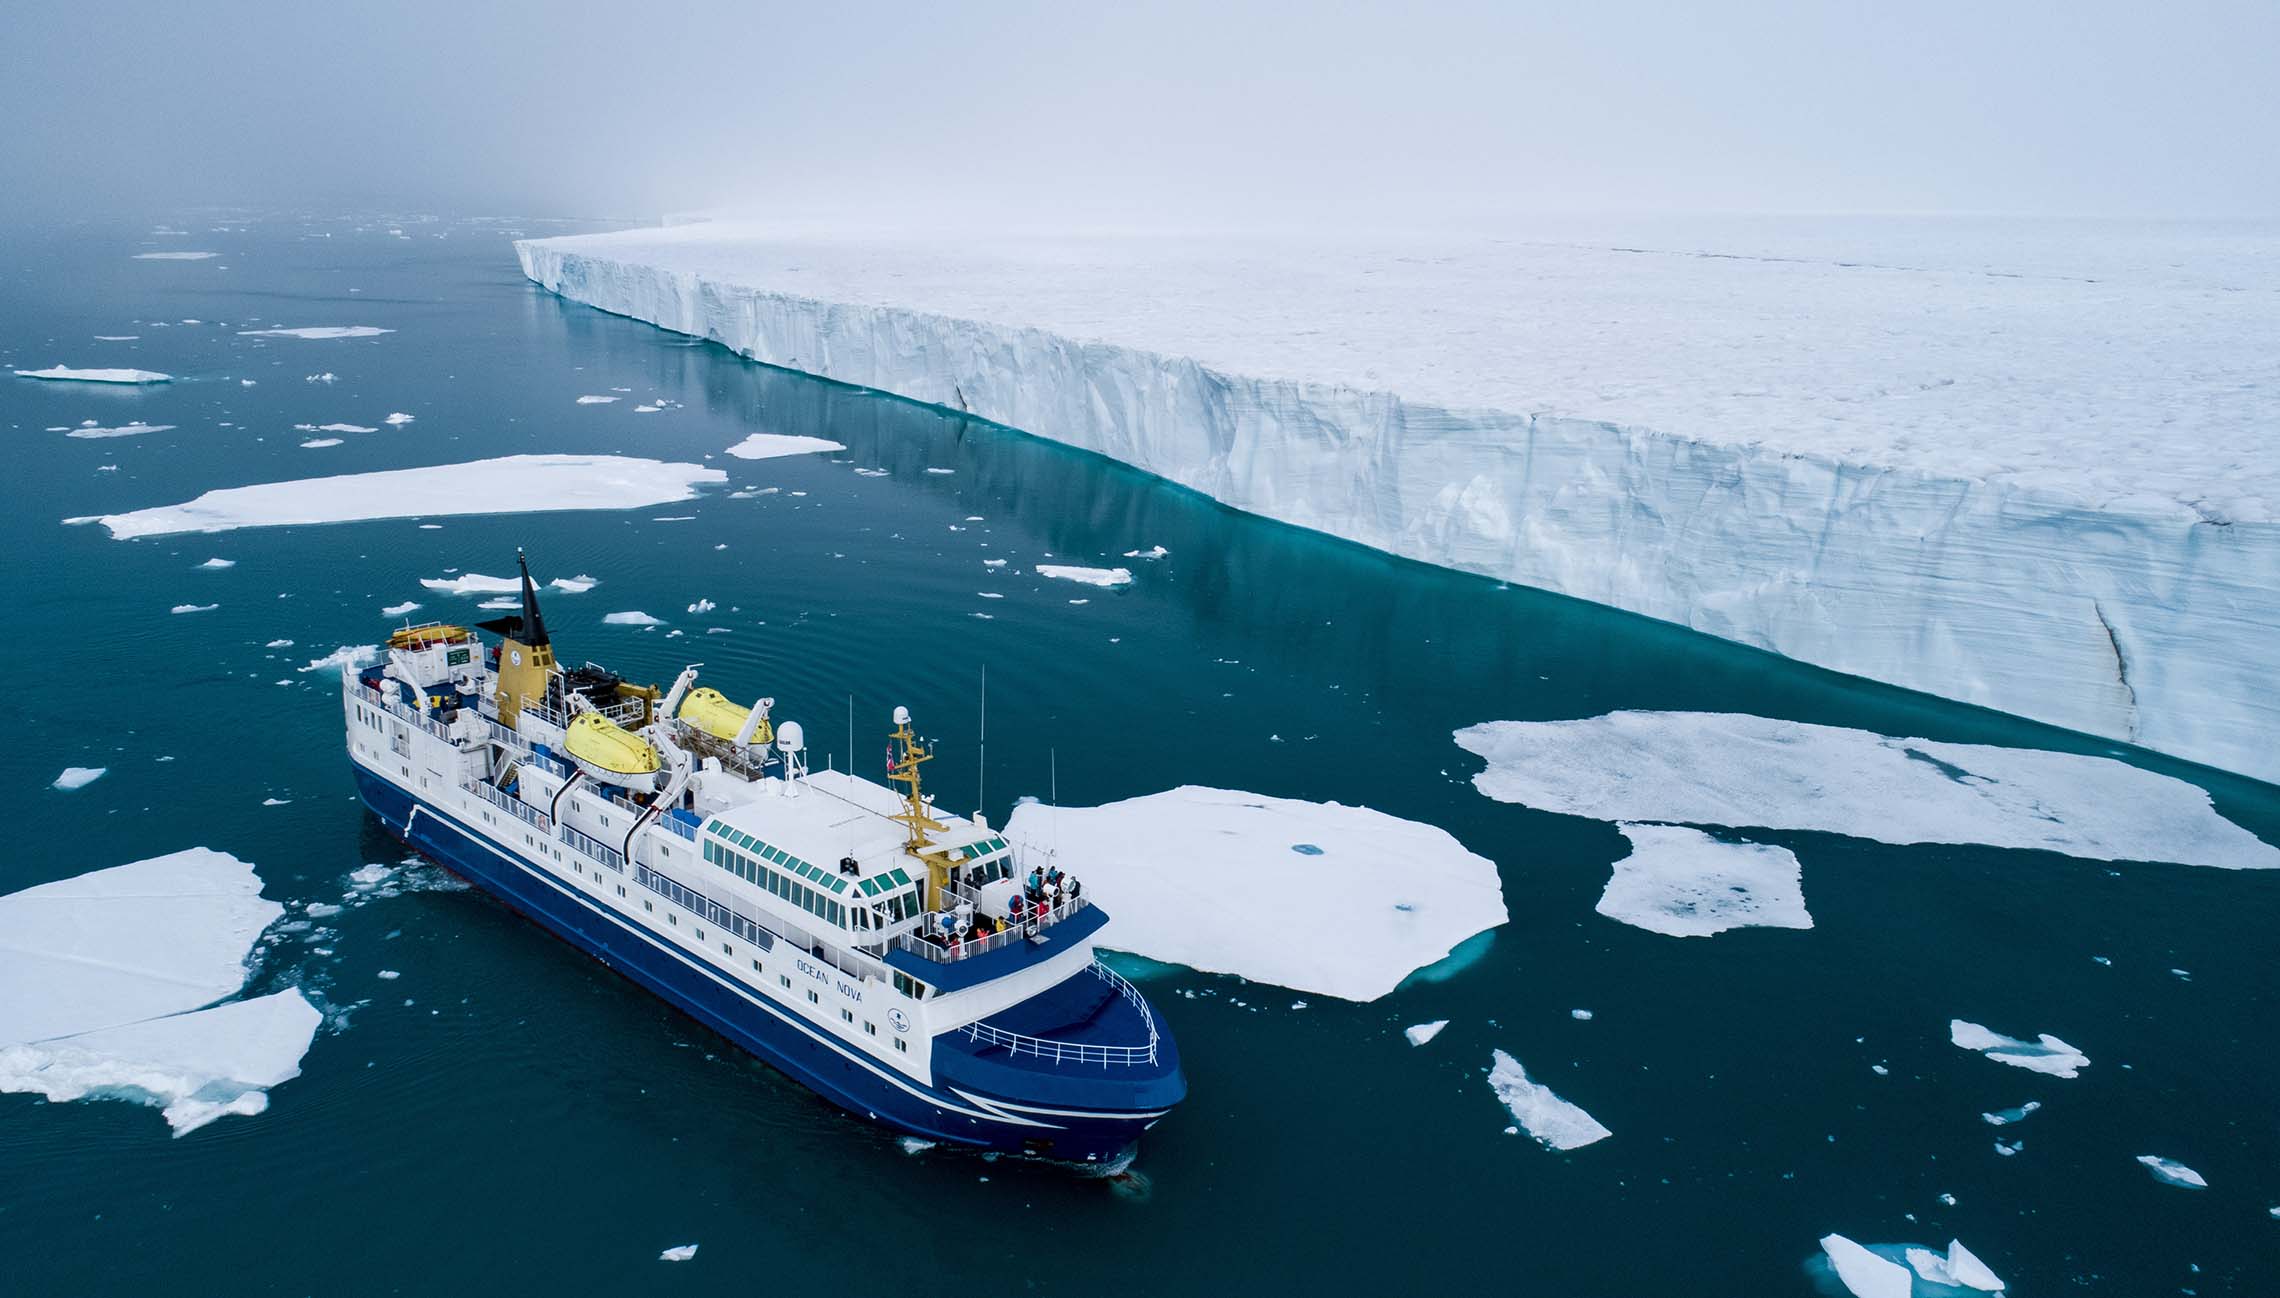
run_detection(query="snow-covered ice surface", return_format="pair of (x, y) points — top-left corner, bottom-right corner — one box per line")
(1486, 1049), (1610, 1150)
(17, 366), (172, 383)
(236, 326), (392, 339)
(1597, 824), (1812, 938)
(517, 220), (2280, 782)
(1814, 1236), (1914, 1298)
(724, 432), (846, 459)
(0, 989), (322, 1135)
(69, 454), (726, 539)
(52, 766), (108, 790)
(2136, 1155), (2208, 1188)
(1951, 1020), (2091, 1078)
(1035, 564), (1133, 588)
(1002, 786), (1506, 1001)
(1455, 712), (2280, 870)
(1404, 1020), (1449, 1047)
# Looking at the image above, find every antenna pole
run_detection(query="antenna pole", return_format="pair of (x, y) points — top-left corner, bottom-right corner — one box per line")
(847, 692), (855, 774)
(979, 663), (987, 821)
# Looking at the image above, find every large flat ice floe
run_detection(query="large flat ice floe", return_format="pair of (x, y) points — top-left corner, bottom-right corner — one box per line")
(68, 454), (726, 539)
(1950, 1020), (2090, 1078)
(725, 432), (845, 459)
(516, 221), (2280, 782)
(0, 848), (320, 1133)
(1486, 1049), (1610, 1150)
(1816, 1235), (1914, 1298)
(1002, 786), (1506, 1001)
(237, 326), (393, 339)
(17, 365), (172, 383)
(1599, 824), (1812, 938)
(1455, 712), (2280, 871)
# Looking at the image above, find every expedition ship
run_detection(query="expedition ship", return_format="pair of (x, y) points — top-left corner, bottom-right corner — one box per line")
(343, 554), (1183, 1162)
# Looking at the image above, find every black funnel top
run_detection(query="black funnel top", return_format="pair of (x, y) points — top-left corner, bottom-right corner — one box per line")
(516, 549), (552, 647)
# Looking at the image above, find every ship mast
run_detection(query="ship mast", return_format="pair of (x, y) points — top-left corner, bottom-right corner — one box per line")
(884, 706), (955, 909)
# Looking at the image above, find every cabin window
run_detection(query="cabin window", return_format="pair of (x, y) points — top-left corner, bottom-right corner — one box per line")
(780, 975), (792, 990)
(752, 959), (762, 973)
(893, 1038), (908, 1053)
(840, 1009), (854, 1024)
(722, 943), (731, 956)
(864, 1021), (877, 1036)
(806, 990), (819, 1005)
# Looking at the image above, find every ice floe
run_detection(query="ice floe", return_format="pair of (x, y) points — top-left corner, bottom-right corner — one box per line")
(197, 558), (235, 569)
(1123, 545), (1169, 559)
(236, 326), (393, 339)
(0, 989), (321, 1135)
(65, 422), (175, 439)
(2136, 1155), (2207, 1188)
(53, 767), (107, 791)
(381, 601), (422, 617)
(604, 611), (665, 626)
(16, 366), (172, 384)
(313, 422), (378, 434)
(421, 573), (520, 595)
(384, 412), (414, 425)
(725, 433), (845, 459)
(1981, 1100), (2041, 1126)
(132, 251), (220, 260)
(1003, 786), (1506, 1001)
(576, 395), (620, 404)
(1487, 1049), (1610, 1150)
(1455, 711), (2280, 870)
(1035, 564), (1133, 588)
(69, 454), (726, 539)
(1817, 1235), (1911, 1298)
(659, 1245), (698, 1262)
(171, 603), (218, 615)
(686, 598), (715, 614)
(549, 575), (597, 593)
(1404, 1020), (1449, 1047)
(1950, 1020), (2089, 1078)
(299, 438), (343, 449)
(477, 597), (518, 610)
(1903, 1239), (2006, 1292)
(1596, 824), (1812, 938)
(298, 645), (378, 676)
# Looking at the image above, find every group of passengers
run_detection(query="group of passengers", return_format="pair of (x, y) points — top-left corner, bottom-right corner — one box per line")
(915, 863), (1085, 957)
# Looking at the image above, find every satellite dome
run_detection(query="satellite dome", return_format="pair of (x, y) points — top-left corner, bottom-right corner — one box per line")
(776, 720), (805, 752)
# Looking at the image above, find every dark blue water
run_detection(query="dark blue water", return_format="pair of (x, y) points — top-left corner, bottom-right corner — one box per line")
(3, 216), (2275, 1295)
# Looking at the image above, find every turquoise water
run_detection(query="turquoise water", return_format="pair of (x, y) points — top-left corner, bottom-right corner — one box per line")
(3, 216), (2275, 1295)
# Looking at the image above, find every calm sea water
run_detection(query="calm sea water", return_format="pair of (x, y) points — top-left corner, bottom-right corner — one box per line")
(2, 216), (2275, 1296)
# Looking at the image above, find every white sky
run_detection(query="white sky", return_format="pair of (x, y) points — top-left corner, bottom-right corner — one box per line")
(3, 0), (2274, 224)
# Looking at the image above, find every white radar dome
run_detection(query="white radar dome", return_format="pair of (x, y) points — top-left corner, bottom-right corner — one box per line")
(893, 705), (912, 726)
(776, 721), (805, 752)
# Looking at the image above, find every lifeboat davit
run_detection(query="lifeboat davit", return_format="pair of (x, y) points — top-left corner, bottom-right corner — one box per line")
(563, 711), (662, 787)
(677, 687), (753, 742)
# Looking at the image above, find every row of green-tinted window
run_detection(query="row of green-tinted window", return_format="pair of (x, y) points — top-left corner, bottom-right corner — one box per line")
(704, 837), (849, 929)
(707, 823), (849, 895)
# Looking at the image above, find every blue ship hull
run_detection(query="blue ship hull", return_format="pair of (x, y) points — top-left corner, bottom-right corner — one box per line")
(351, 765), (1182, 1162)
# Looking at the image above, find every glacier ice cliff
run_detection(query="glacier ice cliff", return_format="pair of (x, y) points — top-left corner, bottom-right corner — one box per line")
(517, 222), (2280, 783)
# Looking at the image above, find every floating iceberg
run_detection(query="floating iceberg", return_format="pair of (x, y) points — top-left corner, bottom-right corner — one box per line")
(0, 990), (321, 1135)
(1950, 1020), (2090, 1078)
(1486, 1049), (1609, 1150)
(604, 611), (665, 626)
(381, 601), (422, 617)
(2135, 1155), (2207, 1188)
(725, 432), (846, 459)
(52, 766), (107, 791)
(65, 422), (175, 439)
(516, 223), (2280, 784)
(421, 573), (521, 595)
(1404, 1020), (1449, 1047)
(16, 366), (171, 383)
(1002, 786), (1506, 1001)
(549, 575), (597, 593)
(1903, 1239), (2006, 1292)
(1597, 824), (1812, 938)
(1036, 564), (1133, 588)
(236, 326), (392, 339)
(1456, 712), (2279, 870)
(1815, 1236), (1912, 1298)
(69, 454), (726, 539)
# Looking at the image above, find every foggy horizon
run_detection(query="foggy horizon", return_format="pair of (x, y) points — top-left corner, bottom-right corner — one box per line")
(5, 0), (2275, 227)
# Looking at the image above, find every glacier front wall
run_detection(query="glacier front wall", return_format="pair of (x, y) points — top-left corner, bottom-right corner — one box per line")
(517, 241), (2280, 785)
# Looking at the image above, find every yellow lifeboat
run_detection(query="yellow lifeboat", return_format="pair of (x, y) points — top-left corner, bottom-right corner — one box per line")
(677, 687), (757, 743)
(388, 623), (471, 650)
(564, 711), (661, 785)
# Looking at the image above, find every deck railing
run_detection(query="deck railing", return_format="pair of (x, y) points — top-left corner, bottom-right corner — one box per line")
(349, 680), (457, 744)
(949, 962), (1159, 1067)
(466, 779), (552, 833)
(558, 822), (625, 873)
(893, 887), (1090, 965)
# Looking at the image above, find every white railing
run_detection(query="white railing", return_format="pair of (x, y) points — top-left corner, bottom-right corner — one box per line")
(559, 823), (625, 872)
(894, 888), (1091, 964)
(950, 962), (1160, 1068)
(351, 680), (457, 744)
(466, 779), (552, 833)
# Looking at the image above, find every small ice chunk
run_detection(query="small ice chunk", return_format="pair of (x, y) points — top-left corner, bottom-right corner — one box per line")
(265, 639), (295, 648)
(1404, 1020), (1448, 1047)
(476, 597), (518, 610)
(687, 598), (716, 614)
(377, 970), (401, 981)
(132, 251), (219, 260)
(420, 573), (520, 595)
(725, 433), (845, 459)
(2135, 1155), (2207, 1188)
(261, 798), (290, 807)
(1123, 545), (1169, 559)
(549, 575), (597, 593)
(304, 902), (340, 918)
(313, 423), (378, 434)
(69, 454), (723, 539)
(1818, 1234), (1912, 1298)
(197, 558), (235, 570)
(381, 601), (422, 617)
(1944, 1239), (2005, 1291)
(383, 412), (414, 425)
(236, 326), (392, 339)
(1003, 786), (1506, 1001)
(1487, 1049), (1610, 1150)
(171, 603), (219, 615)
(15, 366), (172, 383)
(298, 645), (378, 676)
(1981, 1100), (2042, 1126)
(65, 422), (176, 439)
(659, 1244), (698, 1262)
(575, 395), (620, 404)
(305, 372), (337, 382)
(1596, 824), (1812, 937)
(604, 611), (665, 627)
(899, 1137), (937, 1155)
(925, 466), (955, 475)
(1035, 564), (1134, 588)
(1950, 1020), (2090, 1078)
(982, 559), (1007, 568)
(1571, 1008), (1594, 1020)
(1993, 1138), (2024, 1156)
(299, 438), (343, 448)
(53, 767), (108, 791)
